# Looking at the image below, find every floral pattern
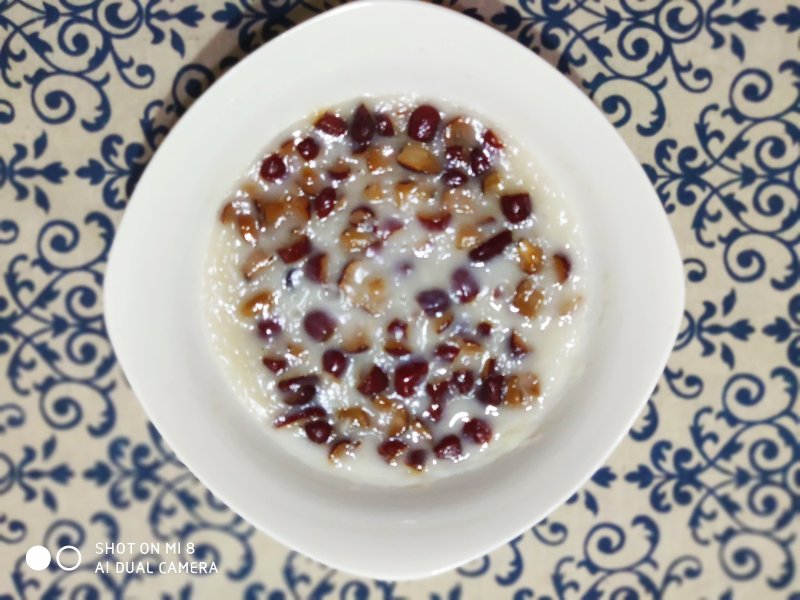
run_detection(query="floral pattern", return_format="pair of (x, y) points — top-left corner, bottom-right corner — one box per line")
(0, 0), (798, 597)
(0, 132), (67, 212)
(0, 0), (203, 130)
(486, 0), (766, 135)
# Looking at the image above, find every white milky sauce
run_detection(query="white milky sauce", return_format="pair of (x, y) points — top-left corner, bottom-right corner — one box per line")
(204, 96), (589, 485)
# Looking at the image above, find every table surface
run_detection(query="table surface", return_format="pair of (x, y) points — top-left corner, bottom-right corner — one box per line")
(1, 1), (798, 598)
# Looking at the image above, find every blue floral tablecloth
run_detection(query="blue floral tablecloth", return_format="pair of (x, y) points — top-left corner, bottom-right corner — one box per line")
(1, 1), (799, 598)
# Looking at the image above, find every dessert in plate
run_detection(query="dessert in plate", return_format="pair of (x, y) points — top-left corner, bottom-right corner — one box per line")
(206, 97), (588, 484)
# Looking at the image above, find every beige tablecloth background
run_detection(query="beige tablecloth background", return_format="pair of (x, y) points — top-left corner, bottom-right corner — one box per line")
(1, 1), (798, 597)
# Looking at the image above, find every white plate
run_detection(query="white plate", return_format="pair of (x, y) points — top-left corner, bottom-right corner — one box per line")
(105, 0), (684, 580)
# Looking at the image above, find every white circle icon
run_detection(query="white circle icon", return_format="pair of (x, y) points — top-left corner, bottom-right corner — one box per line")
(56, 546), (81, 571)
(25, 545), (51, 571)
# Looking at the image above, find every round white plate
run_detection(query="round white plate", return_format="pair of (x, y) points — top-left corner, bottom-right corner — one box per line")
(105, 0), (684, 580)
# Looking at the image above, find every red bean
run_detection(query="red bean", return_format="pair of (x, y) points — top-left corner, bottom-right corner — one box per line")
(463, 418), (492, 444)
(500, 193), (532, 224)
(261, 355), (288, 375)
(378, 439), (407, 463)
(477, 372), (505, 406)
(322, 349), (348, 378)
(349, 103), (375, 148)
(313, 186), (337, 219)
(304, 420), (333, 444)
(445, 145), (467, 168)
(315, 112), (347, 136)
(434, 435), (462, 461)
(451, 267), (480, 303)
(278, 375), (319, 394)
(304, 252), (328, 284)
(357, 364), (389, 396)
(297, 137), (320, 160)
(469, 229), (512, 264)
(257, 319), (282, 339)
(476, 321), (492, 337)
(260, 153), (286, 181)
(407, 105), (441, 142)
(451, 369), (475, 394)
(470, 147), (491, 175)
(442, 168), (468, 187)
(427, 379), (450, 400)
(426, 403), (443, 423)
(375, 113), (395, 136)
(394, 359), (429, 397)
(303, 310), (337, 342)
(425, 379), (450, 422)
(277, 235), (312, 264)
(416, 288), (451, 317)
(283, 385), (317, 406)
(405, 448), (427, 472)
(434, 343), (460, 362)
(484, 129), (504, 149)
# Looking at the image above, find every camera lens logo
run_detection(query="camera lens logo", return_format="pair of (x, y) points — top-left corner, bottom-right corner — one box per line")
(26, 545), (81, 571)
